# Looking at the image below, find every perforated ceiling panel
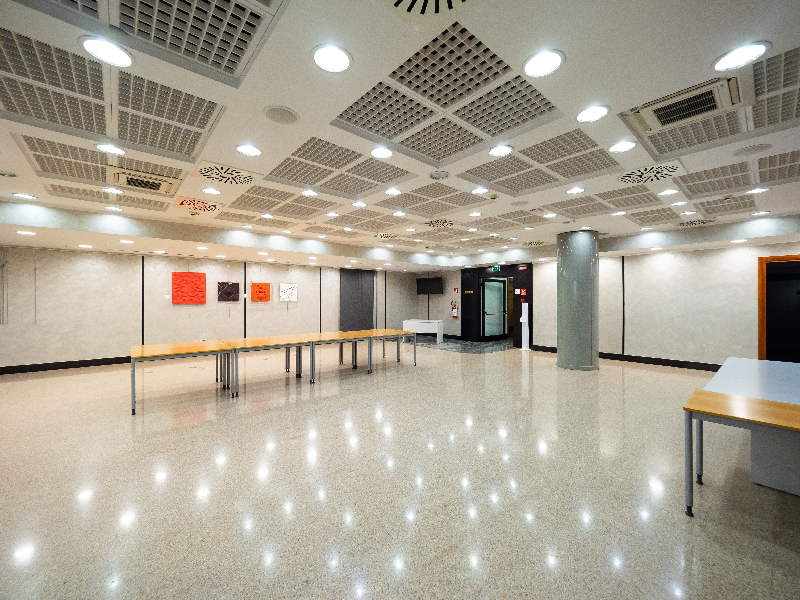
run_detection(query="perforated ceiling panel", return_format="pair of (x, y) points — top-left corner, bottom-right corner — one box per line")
(453, 75), (556, 136)
(623, 207), (681, 226)
(444, 192), (487, 207)
(118, 0), (270, 75)
(496, 168), (558, 192)
(272, 198), (335, 219)
(596, 184), (662, 209)
(116, 157), (185, 179)
(389, 23), (510, 109)
(520, 129), (598, 164)
(118, 72), (217, 129)
(753, 47), (800, 97)
(647, 111), (742, 155)
(268, 158), (333, 185)
(335, 82), (435, 139)
(695, 195), (757, 217)
(461, 155), (530, 182)
(758, 150), (800, 183)
(346, 158), (411, 183)
(302, 225), (359, 237)
(321, 173), (376, 196)
(23, 135), (104, 164)
(677, 162), (752, 195)
(229, 194), (283, 212)
(547, 149), (620, 178)
(542, 196), (612, 218)
(50, 0), (99, 18)
(45, 183), (170, 211)
(752, 90), (800, 129)
(411, 183), (460, 198)
(292, 137), (362, 169)
(412, 200), (459, 216)
(398, 117), (484, 161)
(469, 216), (515, 231)
(374, 193), (428, 211)
(325, 209), (383, 226)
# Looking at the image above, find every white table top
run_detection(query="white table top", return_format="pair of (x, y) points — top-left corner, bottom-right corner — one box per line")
(403, 319), (443, 324)
(704, 357), (800, 406)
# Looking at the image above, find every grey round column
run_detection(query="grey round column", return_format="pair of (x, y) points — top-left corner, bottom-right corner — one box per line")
(556, 231), (599, 370)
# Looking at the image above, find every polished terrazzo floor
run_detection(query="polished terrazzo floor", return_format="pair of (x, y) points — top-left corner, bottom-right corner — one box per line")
(1, 343), (799, 599)
(409, 335), (515, 354)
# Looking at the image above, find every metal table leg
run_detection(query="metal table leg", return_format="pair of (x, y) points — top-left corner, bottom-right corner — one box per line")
(414, 333), (417, 366)
(296, 345), (302, 379)
(368, 338), (373, 374)
(383, 338), (385, 358)
(131, 359), (136, 415)
(286, 347), (290, 372)
(233, 350), (239, 398)
(397, 337), (401, 362)
(696, 419), (703, 485)
(339, 342), (344, 365)
(310, 342), (315, 384)
(685, 410), (694, 517)
(216, 354), (219, 382)
(221, 353), (226, 389)
(352, 341), (357, 369)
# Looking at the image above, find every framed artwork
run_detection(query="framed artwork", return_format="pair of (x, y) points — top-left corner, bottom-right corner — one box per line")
(172, 272), (206, 304)
(251, 282), (271, 302)
(218, 281), (240, 302)
(279, 283), (298, 302)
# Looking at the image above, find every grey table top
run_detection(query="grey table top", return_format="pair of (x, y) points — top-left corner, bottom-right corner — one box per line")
(704, 357), (800, 406)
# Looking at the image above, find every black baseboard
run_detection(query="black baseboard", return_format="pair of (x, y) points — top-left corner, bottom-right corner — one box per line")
(531, 345), (557, 353)
(0, 356), (131, 376)
(443, 334), (462, 340)
(528, 346), (719, 372)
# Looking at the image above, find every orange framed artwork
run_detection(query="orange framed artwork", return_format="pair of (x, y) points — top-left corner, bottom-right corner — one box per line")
(172, 272), (206, 304)
(251, 282), (271, 302)
(757, 254), (800, 359)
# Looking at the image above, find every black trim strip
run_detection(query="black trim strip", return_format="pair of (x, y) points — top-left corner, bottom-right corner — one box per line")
(598, 352), (720, 372)
(141, 256), (145, 345)
(621, 255), (625, 356)
(244, 262), (247, 338)
(0, 356), (131, 376)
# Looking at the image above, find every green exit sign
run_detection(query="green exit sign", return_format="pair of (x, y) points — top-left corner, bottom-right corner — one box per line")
(492, 265), (501, 272)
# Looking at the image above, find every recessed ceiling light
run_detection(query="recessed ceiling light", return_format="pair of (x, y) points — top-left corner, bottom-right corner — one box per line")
(309, 262), (316, 265)
(714, 42), (769, 72)
(352, 201), (366, 207)
(393, 211), (405, 217)
(746, 187), (770, 194)
(302, 190), (318, 197)
(282, 230), (292, 234)
(96, 143), (125, 155)
(751, 211), (770, 216)
(405, 228), (415, 232)
(313, 45), (351, 72)
(216, 255), (226, 258)
(258, 252), (268, 255)
(106, 206), (123, 212)
(524, 49), (564, 77)
(523, 227), (534, 230)
(16, 231), (36, 235)
(472, 187), (488, 194)
(490, 233), (499, 237)
(102, 187), (124, 195)
(501, 245), (509, 249)
(237, 144), (261, 156)
(267, 258), (276, 262)
(609, 141), (636, 153)
(576, 106), (608, 122)
(467, 228), (477, 232)
(426, 250), (434, 253)
(539, 258), (547, 261)
(413, 239), (423, 242)
(343, 227), (354, 231)
(317, 235), (327, 238)
(509, 237), (518, 240)
(153, 250), (166, 254)
(371, 147), (392, 159)
(489, 145), (513, 157)
(580, 226), (592, 230)
(385, 244), (393, 247)
(680, 211), (697, 216)
(469, 212), (481, 217)
(543, 212), (557, 218)
(465, 265), (473, 268)
(202, 188), (220, 195)
(640, 227), (652, 231)
(731, 239), (747, 243)
(82, 38), (132, 67)
(197, 246), (208, 250)
(242, 224), (253, 228)
(611, 211), (626, 216)
(350, 260), (357, 263)
(478, 249), (484, 252)
(650, 247), (662, 251)
(78, 244), (92, 248)
(384, 263), (391, 266)
(670, 201), (687, 206)
(567, 186), (585, 194)
(385, 188), (401, 196)
(120, 240), (134, 244)
(657, 189), (679, 196)
(376, 267), (383, 270)
(461, 238), (470, 241)
(326, 211), (339, 217)
(261, 213), (274, 219)
(344, 264), (352, 268)
(499, 261), (506, 265)
(13, 192), (37, 199)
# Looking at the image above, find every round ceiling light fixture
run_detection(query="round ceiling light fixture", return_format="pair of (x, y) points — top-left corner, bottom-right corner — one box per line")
(237, 144), (261, 156)
(302, 190), (318, 197)
(263, 106), (300, 125)
(489, 145), (513, 157)
(524, 50), (564, 77)
(472, 187), (488, 195)
(96, 143), (125, 155)
(313, 45), (351, 72)
(576, 106), (609, 123)
(385, 188), (401, 196)
(81, 37), (132, 67)
(371, 147), (392, 159)
(566, 186), (585, 194)
(103, 187), (124, 195)
(714, 42), (770, 72)
(13, 193), (36, 200)
(429, 171), (449, 180)
(352, 201), (367, 208)
(609, 141), (636, 153)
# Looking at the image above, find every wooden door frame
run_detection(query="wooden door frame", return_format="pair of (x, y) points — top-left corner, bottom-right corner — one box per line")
(758, 254), (800, 359)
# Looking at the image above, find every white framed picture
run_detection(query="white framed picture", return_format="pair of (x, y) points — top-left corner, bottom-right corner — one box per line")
(279, 283), (298, 302)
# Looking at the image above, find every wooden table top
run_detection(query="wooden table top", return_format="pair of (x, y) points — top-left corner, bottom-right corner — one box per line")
(684, 389), (800, 433)
(131, 340), (234, 359)
(224, 329), (415, 349)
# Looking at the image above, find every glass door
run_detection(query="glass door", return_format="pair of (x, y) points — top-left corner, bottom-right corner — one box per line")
(481, 278), (507, 340)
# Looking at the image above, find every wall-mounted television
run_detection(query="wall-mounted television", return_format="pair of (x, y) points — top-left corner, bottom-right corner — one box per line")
(417, 277), (444, 295)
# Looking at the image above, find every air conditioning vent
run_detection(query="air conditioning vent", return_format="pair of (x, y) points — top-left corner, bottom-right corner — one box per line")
(375, 232), (397, 239)
(107, 167), (180, 195)
(676, 219), (716, 227)
(652, 89), (717, 126)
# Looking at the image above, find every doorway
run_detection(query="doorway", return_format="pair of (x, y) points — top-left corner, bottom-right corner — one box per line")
(481, 278), (507, 341)
(758, 254), (800, 361)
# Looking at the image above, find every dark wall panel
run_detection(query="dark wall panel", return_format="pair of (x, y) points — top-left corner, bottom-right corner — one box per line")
(340, 269), (375, 331)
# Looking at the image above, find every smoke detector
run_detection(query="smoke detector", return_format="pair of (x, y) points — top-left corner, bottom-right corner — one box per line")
(429, 171), (449, 180)
(264, 106), (300, 125)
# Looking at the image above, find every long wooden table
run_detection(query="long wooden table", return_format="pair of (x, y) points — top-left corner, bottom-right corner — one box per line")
(130, 329), (416, 414)
(683, 388), (800, 517)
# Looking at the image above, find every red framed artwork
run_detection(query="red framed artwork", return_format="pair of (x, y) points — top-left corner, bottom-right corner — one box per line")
(172, 272), (206, 304)
(251, 282), (271, 302)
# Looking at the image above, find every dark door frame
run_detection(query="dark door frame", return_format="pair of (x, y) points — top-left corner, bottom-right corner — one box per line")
(758, 254), (800, 359)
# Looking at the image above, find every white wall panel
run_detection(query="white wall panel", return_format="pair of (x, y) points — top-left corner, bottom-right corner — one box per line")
(599, 257), (623, 354)
(530, 261), (557, 348)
